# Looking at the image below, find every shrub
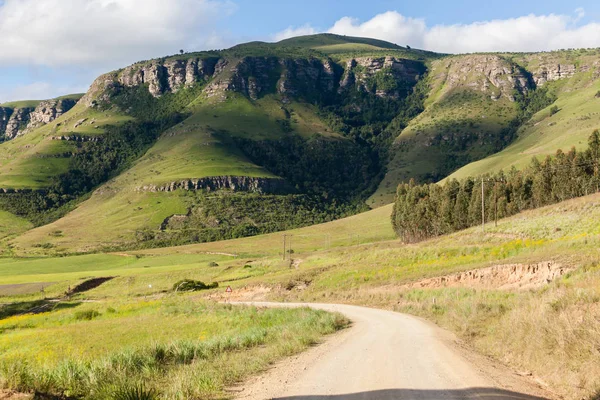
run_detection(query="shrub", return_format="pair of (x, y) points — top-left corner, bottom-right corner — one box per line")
(550, 105), (559, 115)
(74, 310), (101, 320)
(173, 279), (219, 292)
(207, 262), (219, 267)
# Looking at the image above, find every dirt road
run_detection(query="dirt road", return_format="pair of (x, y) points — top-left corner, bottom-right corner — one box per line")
(234, 302), (553, 400)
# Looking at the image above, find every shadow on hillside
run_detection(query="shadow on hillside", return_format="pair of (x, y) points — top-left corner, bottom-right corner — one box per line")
(0, 299), (81, 320)
(275, 387), (549, 400)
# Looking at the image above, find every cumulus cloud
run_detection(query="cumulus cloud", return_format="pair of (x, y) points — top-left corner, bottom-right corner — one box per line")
(0, 0), (236, 68)
(273, 24), (317, 41)
(3, 81), (87, 102)
(329, 12), (427, 49)
(314, 9), (600, 53)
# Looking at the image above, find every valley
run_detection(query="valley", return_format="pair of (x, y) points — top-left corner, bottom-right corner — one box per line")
(1, 33), (600, 400)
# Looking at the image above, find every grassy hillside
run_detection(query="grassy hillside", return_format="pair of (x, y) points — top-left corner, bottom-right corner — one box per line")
(369, 55), (524, 206)
(7, 90), (365, 254)
(3, 38), (600, 254)
(446, 64), (600, 180)
(0, 210), (32, 241)
(0, 104), (131, 189)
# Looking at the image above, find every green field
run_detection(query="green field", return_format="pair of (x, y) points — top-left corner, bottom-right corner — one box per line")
(2, 188), (600, 397)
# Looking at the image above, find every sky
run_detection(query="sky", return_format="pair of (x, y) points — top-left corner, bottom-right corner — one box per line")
(1, 0), (600, 102)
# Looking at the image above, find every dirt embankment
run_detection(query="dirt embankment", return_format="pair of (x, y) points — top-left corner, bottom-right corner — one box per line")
(407, 261), (570, 290)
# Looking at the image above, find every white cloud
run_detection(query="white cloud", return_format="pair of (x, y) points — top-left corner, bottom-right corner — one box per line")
(3, 81), (88, 102)
(324, 9), (600, 53)
(329, 12), (427, 49)
(273, 24), (317, 42)
(0, 0), (236, 68)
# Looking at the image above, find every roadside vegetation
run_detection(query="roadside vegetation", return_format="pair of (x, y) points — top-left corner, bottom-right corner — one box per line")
(0, 298), (347, 399)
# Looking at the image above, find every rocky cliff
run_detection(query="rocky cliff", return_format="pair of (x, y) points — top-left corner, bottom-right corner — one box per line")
(83, 54), (425, 107)
(0, 98), (78, 141)
(520, 54), (600, 86)
(136, 176), (289, 194)
(430, 55), (530, 101)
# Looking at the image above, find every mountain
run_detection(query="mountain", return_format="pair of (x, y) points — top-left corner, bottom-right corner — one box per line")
(371, 49), (600, 205)
(0, 34), (599, 254)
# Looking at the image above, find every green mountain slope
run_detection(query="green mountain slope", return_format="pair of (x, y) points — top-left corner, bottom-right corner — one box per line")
(3, 36), (433, 254)
(445, 49), (600, 180)
(2, 36), (600, 254)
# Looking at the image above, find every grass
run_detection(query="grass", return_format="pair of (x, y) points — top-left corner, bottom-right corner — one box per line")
(446, 77), (600, 181)
(2, 193), (600, 398)
(276, 33), (403, 50)
(0, 298), (347, 399)
(0, 103), (132, 189)
(0, 211), (32, 241)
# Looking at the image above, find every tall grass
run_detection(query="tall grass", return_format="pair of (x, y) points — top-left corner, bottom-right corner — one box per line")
(0, 302), (347, 399)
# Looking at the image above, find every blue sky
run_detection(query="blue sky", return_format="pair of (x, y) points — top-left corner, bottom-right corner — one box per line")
(1, 0), (599, 103)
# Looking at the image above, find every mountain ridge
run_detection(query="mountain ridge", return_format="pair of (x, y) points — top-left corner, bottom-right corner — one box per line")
(1, 34), (599, 253)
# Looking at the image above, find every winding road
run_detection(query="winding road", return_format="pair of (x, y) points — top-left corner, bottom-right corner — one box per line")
(233, 303), (552, 400)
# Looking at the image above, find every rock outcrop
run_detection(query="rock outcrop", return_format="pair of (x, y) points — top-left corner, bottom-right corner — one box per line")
(118, 57), (219, 96)
(84, 54), (425, 107)
(26, 99), (77, 132)
(136, 176), (289, 194)
(340, 56), (424, 99)
(431, 55), (530, 101)
(0, 107), (15, 139)
(3, 107), (34, 139)
(0, 99), (77, 140)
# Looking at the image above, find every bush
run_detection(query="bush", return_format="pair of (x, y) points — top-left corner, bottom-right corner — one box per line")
(74, 310), (101, 320)
(208, 262), (219, 267)
(550, 105), (559, 115)
(173, 279), (219, 292)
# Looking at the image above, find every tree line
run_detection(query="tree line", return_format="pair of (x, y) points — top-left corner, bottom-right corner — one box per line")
(392, 130), (600, 242)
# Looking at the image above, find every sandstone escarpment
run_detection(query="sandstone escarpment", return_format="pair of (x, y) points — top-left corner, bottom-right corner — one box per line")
(26, 99), (77, 132)
(136, 176), (289, 194)
(84, 53), (425, 107)
(431, 55), (530, 101)
(0, 99), (77, 140)
(529, 60), (600, 86)
(340, 56), (424, 99)
(0, 107), (14, 139)
(118, 57), (219, 96)
(203, 56), (341, 101)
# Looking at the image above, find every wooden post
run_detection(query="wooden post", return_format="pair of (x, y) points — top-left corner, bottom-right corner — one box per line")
(494, 181), (498, 227)
(481, 178), (485, 233)
(282, 234), (286, 260)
